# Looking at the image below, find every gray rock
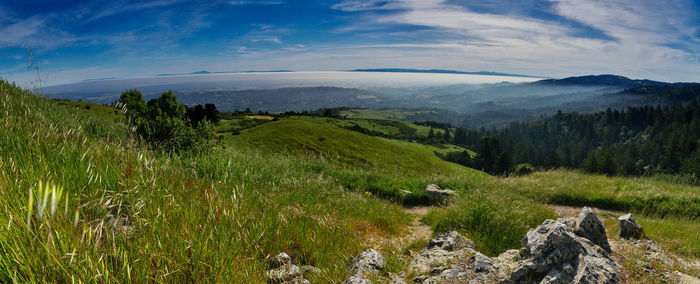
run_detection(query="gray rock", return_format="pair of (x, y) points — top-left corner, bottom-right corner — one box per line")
(301, 265), (321, 274)
(266, 264), (301, 282)
(424, 184), (455, 203)
(268, 252), (292, 269)
(342, 275), (372, 284)
(413, 275), (428, 283)
(618, 214), (643, 239)
(508, 214), (620, 284)
(424, 231), (470, 251)
(387, 272), (407, 284)
(470, 252), (494, 273)
(575, 207), (611, 253)
(348, 249), (384, 276)
(409, 231), (475, 274)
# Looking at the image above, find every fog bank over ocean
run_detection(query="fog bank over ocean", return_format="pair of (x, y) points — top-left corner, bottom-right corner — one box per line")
(46, 71), (542, 95)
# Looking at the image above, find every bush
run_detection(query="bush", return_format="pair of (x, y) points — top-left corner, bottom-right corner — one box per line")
(513, 163), (536, 176)
(119, 89), (217, 154)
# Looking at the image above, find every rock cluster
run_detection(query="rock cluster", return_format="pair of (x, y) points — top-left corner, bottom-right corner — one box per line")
(424, 184), (455, 203)
(407, 207), (621, 284)
(506, 207), (620, 283)
(618, 213), (643, 239)
(266, 252), (317, 283)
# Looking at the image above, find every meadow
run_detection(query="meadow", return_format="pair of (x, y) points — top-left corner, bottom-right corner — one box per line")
(1, 80), (698, 282)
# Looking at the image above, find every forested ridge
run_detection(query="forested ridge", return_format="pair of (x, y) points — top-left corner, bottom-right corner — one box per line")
(492, 98), (699, 176)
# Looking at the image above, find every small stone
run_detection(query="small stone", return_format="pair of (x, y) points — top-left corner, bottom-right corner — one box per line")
(268, 252), (292, 269)
(424, 184), (455, 203)
(575, 207), (611, 252)
(266, 264), (301, 282)
(301, 265), (321, 274)
(618, 213), (643, 239)
(399, 189), (412, 196)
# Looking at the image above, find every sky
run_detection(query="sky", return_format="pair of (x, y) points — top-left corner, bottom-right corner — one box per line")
(1, 0), (699, 86)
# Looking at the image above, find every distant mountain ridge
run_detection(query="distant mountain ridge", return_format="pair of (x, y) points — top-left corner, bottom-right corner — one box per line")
(350, 68), (543, 78)
(535, 74), (669, 87)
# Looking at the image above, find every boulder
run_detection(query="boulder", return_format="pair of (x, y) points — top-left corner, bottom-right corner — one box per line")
(424, 184), (454, 203)
(348, 249), (384, 277)
(618, 214), (643, 239)
(507, 214), (620, 284)
(575, 207), (611, 253)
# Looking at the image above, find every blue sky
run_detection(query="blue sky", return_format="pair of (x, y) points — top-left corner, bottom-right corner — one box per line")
(1, 0), (699, 85)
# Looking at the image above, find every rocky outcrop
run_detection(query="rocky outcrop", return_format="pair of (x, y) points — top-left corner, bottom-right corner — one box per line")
(424, 184), (455, 203)
(507, 211), (620, 284)
(406, 208), (621, 284)
(618, 214), (643, 239)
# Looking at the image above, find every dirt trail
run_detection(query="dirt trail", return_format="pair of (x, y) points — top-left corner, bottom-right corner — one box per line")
(371, 205), (434, 251)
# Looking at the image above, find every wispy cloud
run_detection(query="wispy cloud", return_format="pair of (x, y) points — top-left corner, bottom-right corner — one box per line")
(228, 1), (285, 5)
(331, 0), (404, 12)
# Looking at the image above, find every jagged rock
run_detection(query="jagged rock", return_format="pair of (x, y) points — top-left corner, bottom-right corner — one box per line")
(342, 275), (372, 284)
(424, 231), (471, 251)
(424, 184), (454, 203)
(618, 214), (643, 239)
(575, 207), (611, 253)
(470, 252), (494, 273)
(348, 249), (384, 276)
(409, 231), (475, 273)
(508, 215), (620, 284)
(268, 253), (292, 269)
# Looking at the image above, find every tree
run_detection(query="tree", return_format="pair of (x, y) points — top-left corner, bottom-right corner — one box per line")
(118, 89), (146, 121)
(204, 104), (220, 123)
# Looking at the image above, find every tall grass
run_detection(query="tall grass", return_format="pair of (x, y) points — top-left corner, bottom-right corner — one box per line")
(0, 80), (409, 282)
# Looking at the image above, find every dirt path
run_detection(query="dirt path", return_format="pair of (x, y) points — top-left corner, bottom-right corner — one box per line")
(371, 205), (434, 251)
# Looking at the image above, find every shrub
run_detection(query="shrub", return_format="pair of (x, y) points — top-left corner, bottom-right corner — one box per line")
(513, 163), (536, 176)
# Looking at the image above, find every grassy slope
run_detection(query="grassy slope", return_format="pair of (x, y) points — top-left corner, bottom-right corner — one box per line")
(339, 108), (438, 121)
(0, 82), (410, 282)
(1, 81), (698, 281)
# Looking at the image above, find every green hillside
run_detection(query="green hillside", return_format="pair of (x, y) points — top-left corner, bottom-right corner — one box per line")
(226, 118), (474, 176)
(1, 81), (698, 282)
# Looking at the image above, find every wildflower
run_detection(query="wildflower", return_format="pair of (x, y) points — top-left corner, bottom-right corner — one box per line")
(333, 211), (336, 214)
(675, 270), (679, 273)
(218, 180), (222, 184)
